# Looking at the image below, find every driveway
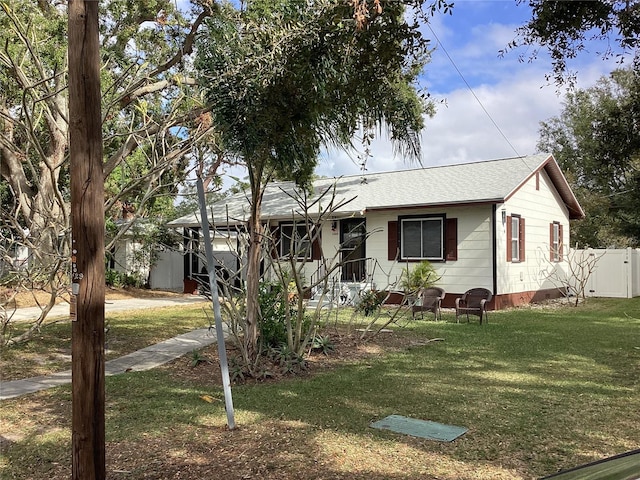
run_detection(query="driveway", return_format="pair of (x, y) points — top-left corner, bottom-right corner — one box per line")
(5, 294), (208, 322)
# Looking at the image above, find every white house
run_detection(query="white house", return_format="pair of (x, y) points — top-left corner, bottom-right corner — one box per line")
(169, 154), (584, 309)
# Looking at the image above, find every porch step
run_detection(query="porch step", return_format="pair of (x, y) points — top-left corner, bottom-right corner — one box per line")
(306, 281), (374, 309)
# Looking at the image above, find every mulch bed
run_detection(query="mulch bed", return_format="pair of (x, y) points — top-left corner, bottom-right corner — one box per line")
(160, 327), (418, 387)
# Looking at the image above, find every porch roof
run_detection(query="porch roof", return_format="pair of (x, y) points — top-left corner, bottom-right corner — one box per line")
(169, 154), (584, 227)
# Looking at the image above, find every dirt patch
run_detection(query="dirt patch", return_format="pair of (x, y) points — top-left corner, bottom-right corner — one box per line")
(160, 328), (432, 388)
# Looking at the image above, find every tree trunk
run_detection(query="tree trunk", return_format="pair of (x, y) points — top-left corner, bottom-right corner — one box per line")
(244, 179), (263, 365)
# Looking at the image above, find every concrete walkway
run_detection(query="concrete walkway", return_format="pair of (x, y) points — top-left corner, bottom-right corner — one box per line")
(0, 295), (216, 401)
(6, 294), (208, 323)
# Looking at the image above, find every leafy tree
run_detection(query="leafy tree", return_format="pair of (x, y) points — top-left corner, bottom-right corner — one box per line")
(196, 0), (435, 364)
(537, 67), (640, 247)
(507, 0), (640, 85)
(0, 0), (222, 343)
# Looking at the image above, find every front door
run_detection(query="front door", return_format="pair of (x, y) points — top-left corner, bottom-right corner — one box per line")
(340, 218), (366, 282)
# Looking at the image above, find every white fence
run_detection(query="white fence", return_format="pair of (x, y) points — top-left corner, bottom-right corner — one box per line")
(149, 249), (184, 291)
(572, 248), (640, 298)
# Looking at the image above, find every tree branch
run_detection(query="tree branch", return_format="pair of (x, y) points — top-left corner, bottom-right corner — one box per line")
(103, 105), (214, 178)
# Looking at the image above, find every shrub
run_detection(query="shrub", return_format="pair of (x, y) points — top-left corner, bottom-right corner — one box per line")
(105, 269), (123, 287)
(268, 343), (307, 374)
(258, 281), (289, 349)
(399, 260), (439, 293)
(105, 269), (145, 288)
(311, 334), (335, 355)
(355, 290), (386, 316)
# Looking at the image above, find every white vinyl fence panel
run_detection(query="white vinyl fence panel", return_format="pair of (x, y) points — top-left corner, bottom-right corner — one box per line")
(149, 248), (184, 291)
(573, 248), (640, 298)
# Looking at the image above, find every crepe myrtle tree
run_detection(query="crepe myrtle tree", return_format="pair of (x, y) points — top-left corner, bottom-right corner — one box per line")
(195, 181), (436, 378)
(194, 181), (358, 376)
(264, 183), (359, 361)
(539, 246), (604, 307)
(196, 0), (436, 364)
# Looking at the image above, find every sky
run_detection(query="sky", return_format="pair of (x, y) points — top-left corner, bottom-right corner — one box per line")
(177, 1), (623, 185)
(314, 0), (622, 179)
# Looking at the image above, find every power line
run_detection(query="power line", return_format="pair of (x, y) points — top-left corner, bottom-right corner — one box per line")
(426, 22), (522, 158)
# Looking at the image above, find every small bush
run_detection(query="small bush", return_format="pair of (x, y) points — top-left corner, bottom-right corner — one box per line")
(355, 290), (386, 316)
(105, 269), (124, 288)
(258, 282), (289, 349)
(229, 356), (247, 383)
(268, 344), (307, 374)
(190, 349), (209, 367)
(105, 269), (145, 288)
(311, 334), (335, 355)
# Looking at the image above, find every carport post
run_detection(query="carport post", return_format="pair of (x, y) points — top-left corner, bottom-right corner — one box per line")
(196, 177), (236, 430)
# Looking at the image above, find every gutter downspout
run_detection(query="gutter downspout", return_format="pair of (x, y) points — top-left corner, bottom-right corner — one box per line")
(492, 204), (498, 308)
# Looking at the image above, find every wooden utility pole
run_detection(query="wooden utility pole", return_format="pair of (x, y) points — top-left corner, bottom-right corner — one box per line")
(68, 1), (106, 479)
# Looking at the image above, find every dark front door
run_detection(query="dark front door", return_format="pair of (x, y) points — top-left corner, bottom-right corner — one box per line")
(340, 218), (366, 282)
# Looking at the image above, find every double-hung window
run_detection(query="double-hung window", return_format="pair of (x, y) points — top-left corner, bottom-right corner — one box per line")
(511, 216), (521, 261)
(400, 215), (444, 261)
(280, 222), (312, 259)
(506, 214), (525, 262)
(550, 222), (563, 262)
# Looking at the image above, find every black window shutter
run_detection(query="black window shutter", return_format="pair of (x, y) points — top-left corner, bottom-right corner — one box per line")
(311, 227), (321, 260)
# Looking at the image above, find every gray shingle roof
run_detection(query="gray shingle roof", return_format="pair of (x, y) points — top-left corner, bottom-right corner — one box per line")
(170, 154), (583, 227)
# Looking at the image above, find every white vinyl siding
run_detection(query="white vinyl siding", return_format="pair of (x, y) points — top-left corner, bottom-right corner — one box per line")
(498, 168), (571, 295)
(367, 206), (493, 294)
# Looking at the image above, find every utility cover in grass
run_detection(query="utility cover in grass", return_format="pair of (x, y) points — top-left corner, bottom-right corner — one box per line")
(370, 415), (468, 442)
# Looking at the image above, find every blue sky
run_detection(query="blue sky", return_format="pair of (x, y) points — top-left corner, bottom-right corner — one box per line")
(315, 1), (623, 179)
(177, 1), (622, 184)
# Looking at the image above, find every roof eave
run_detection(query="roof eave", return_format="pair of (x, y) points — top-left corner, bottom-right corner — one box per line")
(365, 198), (504, 212)
(541, 156), (585, 220)
(503, 154), (585, 220)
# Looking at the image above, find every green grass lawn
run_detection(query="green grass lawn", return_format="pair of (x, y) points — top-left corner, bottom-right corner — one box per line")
(0, 302), (210, 380)
(1, 298), (639, 479)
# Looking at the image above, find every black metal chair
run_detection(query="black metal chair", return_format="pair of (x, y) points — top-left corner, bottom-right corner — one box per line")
(455, 288), (492, 324)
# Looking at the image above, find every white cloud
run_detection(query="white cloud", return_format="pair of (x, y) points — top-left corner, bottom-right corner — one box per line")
(422, 75), (561, 164)
(315, 56), (617, 180)
(213, 1), (623, 184)
(314, 74), (562, 177)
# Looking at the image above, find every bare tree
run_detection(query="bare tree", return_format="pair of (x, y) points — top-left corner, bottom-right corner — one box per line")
(265, 183), (357, 358)
(0, 1), (220, 343)
(539, 245), (604, 306)
(190, 186), (389, 376)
